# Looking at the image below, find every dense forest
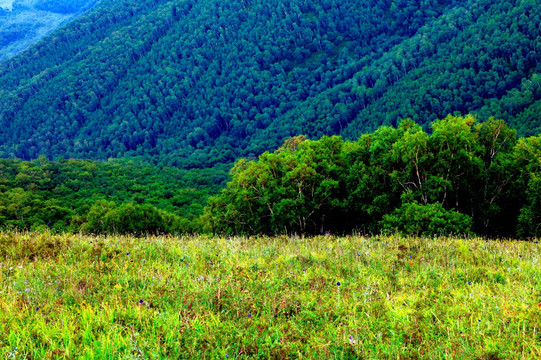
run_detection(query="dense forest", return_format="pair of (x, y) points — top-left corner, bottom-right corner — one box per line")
(0, 157), (228, 233)
(205, 116), (541, 238)
(0, 0), (539, 237)
(0, 0), (539, 168)
(1, 116), (539, 238)
(0, 0), (99, 61)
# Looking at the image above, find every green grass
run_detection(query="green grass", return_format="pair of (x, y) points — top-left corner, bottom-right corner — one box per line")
(0, 232), (540, 359)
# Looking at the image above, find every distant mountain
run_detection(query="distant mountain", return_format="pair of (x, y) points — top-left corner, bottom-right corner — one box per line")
(0, 0), (539, 168)
(0, 0), (99, 61)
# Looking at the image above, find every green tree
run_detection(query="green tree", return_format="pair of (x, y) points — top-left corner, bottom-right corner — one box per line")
(515, 135), (541, 237)
(204, 136), (348, 235)
(83, 201), (180, 235)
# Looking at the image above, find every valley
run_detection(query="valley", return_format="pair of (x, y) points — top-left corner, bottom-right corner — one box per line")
(0, 0), (99, 61)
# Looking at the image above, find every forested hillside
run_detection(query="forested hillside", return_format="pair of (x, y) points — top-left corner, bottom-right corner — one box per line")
(0, 0), (99, 61)
(0, 0), (539, 168)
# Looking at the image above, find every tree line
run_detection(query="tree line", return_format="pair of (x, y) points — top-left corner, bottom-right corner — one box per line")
(204, 116), (541, 238)
(0, 115), (539, 238)
(0, 157), (228, 234)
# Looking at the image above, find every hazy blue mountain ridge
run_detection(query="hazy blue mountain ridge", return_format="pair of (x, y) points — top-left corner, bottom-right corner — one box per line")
(0, 0), (99, 61)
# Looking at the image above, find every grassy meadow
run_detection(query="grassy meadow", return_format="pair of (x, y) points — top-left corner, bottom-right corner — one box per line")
(0, 232), (540, 359)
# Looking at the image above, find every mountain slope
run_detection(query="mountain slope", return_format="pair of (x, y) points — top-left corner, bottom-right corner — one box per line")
(0, 0), (100, 61)
(0, 0), (539, 168)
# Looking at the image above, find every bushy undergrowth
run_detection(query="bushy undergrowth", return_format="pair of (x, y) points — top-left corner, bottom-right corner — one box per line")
(0, 232), (539, 359)
(380, 202), (473, 237)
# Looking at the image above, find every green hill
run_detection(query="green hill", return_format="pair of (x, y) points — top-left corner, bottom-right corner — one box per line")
(0, 0), (539, 168)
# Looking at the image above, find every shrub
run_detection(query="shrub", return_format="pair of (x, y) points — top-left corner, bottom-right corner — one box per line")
(380, 202), (472, 236)
(82, 201), (180, 235)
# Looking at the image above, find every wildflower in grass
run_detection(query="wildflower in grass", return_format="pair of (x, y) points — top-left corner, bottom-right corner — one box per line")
(468, 281), (472, 285)
(247, 313), (252, 318)
(126, 252), (130, 256)
(348, 335), (356, 345)
(139, 299), (144, 304)
(337, 282), (341, 286)
(35, 306), (40, 311)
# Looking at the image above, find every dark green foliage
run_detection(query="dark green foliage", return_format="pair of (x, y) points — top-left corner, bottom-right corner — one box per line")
(380, 202), (473, 236)
(515, 135), (541, 237)
(0, 0), (539, 167)
(205, 116), (540, 238)
(0, 157), (228, 234)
